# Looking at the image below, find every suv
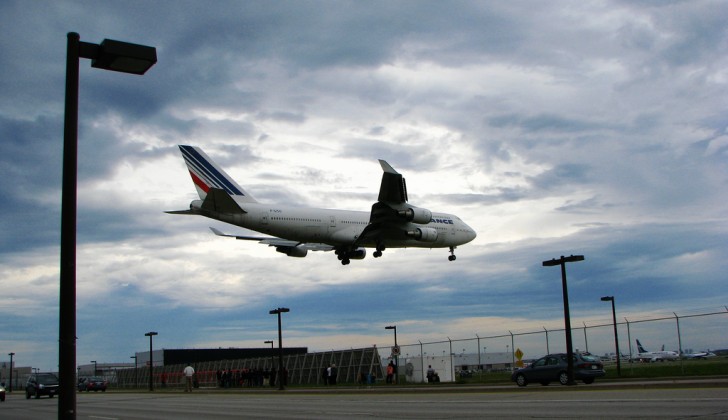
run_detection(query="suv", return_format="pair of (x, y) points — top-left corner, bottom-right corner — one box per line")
(26, 372), (60, 399)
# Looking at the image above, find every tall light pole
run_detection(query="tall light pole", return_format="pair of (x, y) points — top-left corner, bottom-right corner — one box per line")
(60, 32), (156, 419)
(601, 296), (621, 376)
(385, 325), (398, 384)
(7, 352), (14, 392)
(90, 360), (97, 376)
(130, 356), (137, 389)
(269, 308), (290, 390)
(145, 332), (158, 391)
(264, 340), (275, 383)
(543, 254), (584, 385)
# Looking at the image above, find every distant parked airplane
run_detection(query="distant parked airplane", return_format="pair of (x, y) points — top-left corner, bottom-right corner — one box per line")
(634, 339), (679, 362)
(168, 146), (477, 264)
(684, 350), (716, 359)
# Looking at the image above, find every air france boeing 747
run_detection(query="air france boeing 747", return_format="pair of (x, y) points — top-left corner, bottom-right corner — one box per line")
(168, 146), (477, 265)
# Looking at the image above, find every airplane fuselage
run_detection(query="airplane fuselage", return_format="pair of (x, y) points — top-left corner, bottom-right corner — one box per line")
(191, 199), (476, 249)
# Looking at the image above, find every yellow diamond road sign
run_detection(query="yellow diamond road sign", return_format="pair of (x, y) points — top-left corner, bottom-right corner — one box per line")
(515, 348), (524, 360)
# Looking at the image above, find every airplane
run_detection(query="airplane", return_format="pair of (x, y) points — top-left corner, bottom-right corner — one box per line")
(684, 350), (717, 359)
(633, 339), (679, 362)
(167, 145), (477, 265)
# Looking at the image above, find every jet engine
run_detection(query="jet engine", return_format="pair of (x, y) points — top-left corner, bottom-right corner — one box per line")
(276, 246), (308, 258)
(348, 248), (367, 260)
(406, 227), (438, 242)
(397, 207), (432, 224)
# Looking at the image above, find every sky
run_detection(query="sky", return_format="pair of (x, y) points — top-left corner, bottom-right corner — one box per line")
(1, 0), (727, 372)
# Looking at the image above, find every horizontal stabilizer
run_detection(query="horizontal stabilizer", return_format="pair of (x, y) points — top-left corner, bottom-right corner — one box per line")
(165, 209), (195, 215)
(202, 188), (245, 214)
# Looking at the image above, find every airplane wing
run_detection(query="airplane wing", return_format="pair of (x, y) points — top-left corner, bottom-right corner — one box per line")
(209, 228), (335, 252)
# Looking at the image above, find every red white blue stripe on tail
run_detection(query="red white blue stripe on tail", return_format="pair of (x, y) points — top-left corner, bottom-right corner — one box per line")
(179, 145), (254, 201)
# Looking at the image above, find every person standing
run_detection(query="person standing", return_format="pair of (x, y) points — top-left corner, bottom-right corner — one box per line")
(329, 364), (337, 385)
(427, 365), (435, 383)
(386, 361), (395, 384)
(183, 364), (195, 392)
(323, 365), (330, 385)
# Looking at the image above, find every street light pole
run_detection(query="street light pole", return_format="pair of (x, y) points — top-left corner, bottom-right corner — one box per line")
(130, 356), (137, 389)
(7, 352), (14, 392)
(145, 332), (158, 391)
(385, 325), (398, 384)
(601, 296), (621, 376)
(60, 32), (156, 419)
(264, 340), (274, 376)
(543, 254), (584, 386)
(269, 308), (290, 390)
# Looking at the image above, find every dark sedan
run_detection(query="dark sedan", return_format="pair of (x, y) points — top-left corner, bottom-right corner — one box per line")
(511, 353), (605, 387)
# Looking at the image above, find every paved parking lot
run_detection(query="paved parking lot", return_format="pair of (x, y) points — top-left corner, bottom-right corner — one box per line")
(1, 384), (727, 419)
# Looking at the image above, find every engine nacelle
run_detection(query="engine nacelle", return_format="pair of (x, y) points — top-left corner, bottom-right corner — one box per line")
(406, 227), (438, 242)
(349, 248), (366, 260)
(398, 207), (432, 224)
(276, 246), (308, 258)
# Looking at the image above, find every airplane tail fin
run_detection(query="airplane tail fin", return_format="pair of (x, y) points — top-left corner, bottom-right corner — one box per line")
(636, 339), (648, 353)
(178, 145), (257, 203)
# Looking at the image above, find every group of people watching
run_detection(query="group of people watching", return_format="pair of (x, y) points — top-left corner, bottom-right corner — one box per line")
(216, 368), (283, 388)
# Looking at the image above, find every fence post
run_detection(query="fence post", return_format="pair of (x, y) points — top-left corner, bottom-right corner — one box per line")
(625, 317), (633, 374)
(509, 331), (515, 369)
(674, 312), (684, 374)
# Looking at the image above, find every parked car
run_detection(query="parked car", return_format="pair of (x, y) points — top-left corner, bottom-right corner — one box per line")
(0, 382), (6, 402)
(78, 376), (108, 392)
(511, 353), (605, 387)
(26, 372), (60, 399)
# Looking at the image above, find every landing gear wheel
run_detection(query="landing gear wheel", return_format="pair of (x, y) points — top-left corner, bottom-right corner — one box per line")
(374, 243), (385, 258)
(448, 255), (456, 261)
(341, 258), (350, 265)
(448, 246), (457, 261)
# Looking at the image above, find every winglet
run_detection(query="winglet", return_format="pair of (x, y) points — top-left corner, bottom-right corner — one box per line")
(379, 159), (399, 174)
(377, 160), (408, 203)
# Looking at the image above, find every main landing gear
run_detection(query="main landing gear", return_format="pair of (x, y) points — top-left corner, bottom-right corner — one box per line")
(448, 246), (457, 261)
(373, 243), (385, 258)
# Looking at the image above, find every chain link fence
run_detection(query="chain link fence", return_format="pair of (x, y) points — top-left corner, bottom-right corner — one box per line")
(393, 307), (728, 382)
